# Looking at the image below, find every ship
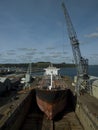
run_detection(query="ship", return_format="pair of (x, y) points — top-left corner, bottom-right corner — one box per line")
(35, 65), (69, 120)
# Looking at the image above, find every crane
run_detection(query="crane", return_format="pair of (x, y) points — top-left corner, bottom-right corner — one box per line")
(62, 2), (91, 95)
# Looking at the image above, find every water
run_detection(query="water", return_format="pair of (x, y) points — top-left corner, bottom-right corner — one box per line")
(32, 65), (98, 78)
(60, 65), (98, 78)
(88, 65), (98, 77)
(59, 67), (76, 78)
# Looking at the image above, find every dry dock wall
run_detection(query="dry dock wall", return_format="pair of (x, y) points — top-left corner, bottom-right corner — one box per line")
(73, 75), (98, 99)
(75, 100), (98, 130)
(0, 91), (32, 130)
(92, 82), (98, 99)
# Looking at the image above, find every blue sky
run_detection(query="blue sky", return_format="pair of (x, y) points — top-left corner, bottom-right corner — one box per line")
(0, 0), (98, 64)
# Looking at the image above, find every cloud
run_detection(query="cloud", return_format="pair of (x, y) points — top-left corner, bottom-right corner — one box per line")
(96, 27), (98, 31)
(26, 52), (36, 56)
(64, 56), (71, 59)
(63, 51), (68, 54)
(91, 54), (98, 58)
(50, 52), (62, 55)
(49, 52), (63, 58)
(7, 50), (15, 52)
(38, 52), (45, 55)
(0, 50), (17, 62)
(0, 52), (8, 59)
(6, 51), (16, 55)
(0, 58), (18, 63)
(17, 55), (32, 63)
(18, 48), (37, 51)
(85, 32), (98, 38)
(56, 21), (63, 27)
(40, 55), (52, 61)
(0, 53), (3, 57)
(46, 47), (55, 50)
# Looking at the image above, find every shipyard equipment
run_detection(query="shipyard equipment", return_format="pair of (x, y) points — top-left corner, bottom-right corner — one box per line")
(21, 63), (32, 89)
(62, 2), (91, 95)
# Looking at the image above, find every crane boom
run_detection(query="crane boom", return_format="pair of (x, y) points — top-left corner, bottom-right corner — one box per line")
(62, 2), (90, 94)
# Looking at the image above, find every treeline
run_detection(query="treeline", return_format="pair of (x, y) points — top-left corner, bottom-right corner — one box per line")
(0, 62), (75, 68)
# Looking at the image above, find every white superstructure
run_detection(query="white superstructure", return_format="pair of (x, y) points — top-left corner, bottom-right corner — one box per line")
(44, 65), (60, 90)
(44, 65), (60, 76)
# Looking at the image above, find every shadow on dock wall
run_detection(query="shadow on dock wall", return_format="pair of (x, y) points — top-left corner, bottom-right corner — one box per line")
(67, 89), (77, 112)
(54, 89), (77, 121)
(20, 90), (45, 130)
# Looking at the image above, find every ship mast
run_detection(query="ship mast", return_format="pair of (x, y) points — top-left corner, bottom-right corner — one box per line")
(50, 71), (53, 90)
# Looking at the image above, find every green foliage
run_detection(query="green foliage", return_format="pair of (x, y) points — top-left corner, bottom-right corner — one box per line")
(0, 62), (75, 68)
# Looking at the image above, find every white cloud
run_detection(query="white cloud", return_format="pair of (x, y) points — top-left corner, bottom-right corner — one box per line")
(6, 51), (16, 55)
(46, 47), (55, 50)
(18, 48), (37, 51)
(26, 52), (36, 56)
(85, 32), (98, 38)
(38, 52), (45, 55)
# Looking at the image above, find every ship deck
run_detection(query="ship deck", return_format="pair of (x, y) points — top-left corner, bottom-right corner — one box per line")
(37, 75), (68, 90)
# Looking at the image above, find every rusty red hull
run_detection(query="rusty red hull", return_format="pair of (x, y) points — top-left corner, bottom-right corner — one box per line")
(36, 89), (68, 120)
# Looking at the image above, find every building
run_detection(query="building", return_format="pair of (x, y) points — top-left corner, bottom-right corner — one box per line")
(44, 65), (60, 76)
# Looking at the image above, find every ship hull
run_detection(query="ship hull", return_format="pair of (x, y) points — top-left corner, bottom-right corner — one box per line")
(36, 89), (68, 120)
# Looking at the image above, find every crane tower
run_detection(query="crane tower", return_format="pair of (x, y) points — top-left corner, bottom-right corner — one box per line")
(62, 2), (91, 95)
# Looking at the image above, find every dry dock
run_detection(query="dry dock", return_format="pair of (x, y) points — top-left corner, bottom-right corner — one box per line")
(20, 90), (83, 130)
(21, 111), (83, 130)
(0, 76), (98, 130)
(0, 88), (84, 130)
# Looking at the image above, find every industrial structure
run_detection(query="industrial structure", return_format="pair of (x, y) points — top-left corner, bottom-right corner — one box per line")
(62, 2), (91, 95)
(21, 63), (32, 89)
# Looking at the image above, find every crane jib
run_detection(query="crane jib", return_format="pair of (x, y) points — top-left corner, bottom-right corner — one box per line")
(62, 2), (91, 95)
